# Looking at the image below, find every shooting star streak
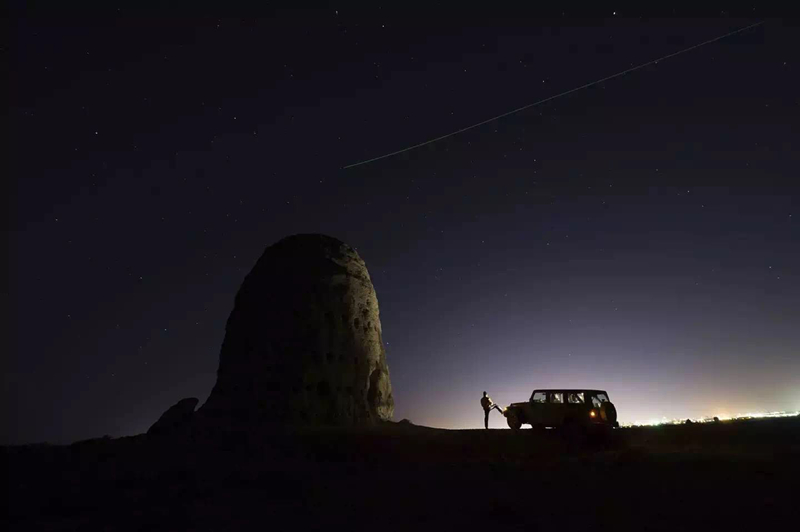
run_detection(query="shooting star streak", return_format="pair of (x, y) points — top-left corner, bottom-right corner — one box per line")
(343, 21), (763, 170)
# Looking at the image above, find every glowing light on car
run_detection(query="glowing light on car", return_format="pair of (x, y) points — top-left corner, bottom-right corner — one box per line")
(589, 410), (596, 418)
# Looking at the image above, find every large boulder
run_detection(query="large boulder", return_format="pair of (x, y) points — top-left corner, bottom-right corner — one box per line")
(147, 397), (198, 435)
(199, 234), (393, 427)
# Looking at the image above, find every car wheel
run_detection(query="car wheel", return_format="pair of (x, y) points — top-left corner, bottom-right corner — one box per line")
(601, 402), (618, 424)
(506, 412), (522, 431)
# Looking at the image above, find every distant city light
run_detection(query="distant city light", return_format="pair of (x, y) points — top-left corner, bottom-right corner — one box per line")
(621, 410), (799, 427)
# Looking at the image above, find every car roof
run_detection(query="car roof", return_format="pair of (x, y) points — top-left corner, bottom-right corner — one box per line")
(532, 389), (608, 394)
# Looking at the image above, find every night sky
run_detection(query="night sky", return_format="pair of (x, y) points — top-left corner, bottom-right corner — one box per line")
(7, 6), (799, 444)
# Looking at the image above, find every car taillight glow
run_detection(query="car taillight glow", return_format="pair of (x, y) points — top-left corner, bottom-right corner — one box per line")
(590, 410), (596, 418)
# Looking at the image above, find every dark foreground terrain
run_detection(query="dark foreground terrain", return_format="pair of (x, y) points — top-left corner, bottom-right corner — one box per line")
(5, 416), (799, 531)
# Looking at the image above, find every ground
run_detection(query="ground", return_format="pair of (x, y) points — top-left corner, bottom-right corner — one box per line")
(5, 416), (799, 530)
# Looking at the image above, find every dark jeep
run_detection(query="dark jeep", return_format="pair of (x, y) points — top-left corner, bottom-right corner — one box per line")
(504, 389), (619, 432)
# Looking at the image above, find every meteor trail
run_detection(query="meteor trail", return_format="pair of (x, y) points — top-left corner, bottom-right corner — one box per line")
(343, 21), (764, 170)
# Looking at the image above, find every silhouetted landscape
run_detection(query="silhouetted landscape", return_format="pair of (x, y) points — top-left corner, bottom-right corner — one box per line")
(6, 416), (799, 530)
(7, 231), (797, 530)
(9, 6), (799, 531)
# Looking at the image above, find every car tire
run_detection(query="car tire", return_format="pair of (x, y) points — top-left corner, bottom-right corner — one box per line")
(506, 412), (522, 431)
(601, 402), (618, 424)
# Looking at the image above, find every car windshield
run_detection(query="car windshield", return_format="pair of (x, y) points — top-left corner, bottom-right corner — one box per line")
(531, 391), (546, 403)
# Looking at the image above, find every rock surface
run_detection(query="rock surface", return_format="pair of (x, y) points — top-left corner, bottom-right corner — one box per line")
(147, 397), (198, 435)
(199, 234), (393, 427)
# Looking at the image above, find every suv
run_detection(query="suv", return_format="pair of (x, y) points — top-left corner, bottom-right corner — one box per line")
(504, 389), (618, 432)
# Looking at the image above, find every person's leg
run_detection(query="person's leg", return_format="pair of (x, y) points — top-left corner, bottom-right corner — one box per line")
(484, 410), (489, 429)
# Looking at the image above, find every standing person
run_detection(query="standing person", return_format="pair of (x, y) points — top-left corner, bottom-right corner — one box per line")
(480, 391), (503, 429)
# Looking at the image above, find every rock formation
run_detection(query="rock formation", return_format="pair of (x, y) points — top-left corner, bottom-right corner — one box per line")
(199, 234), (393, 427)
(148, 397), (198, 435)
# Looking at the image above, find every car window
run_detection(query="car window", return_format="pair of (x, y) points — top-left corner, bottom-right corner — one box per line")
(567, 392), (584, 404)
(531, 392), (547, 403)
(590, 393), (609, 408)
(549, 392), (563, 404)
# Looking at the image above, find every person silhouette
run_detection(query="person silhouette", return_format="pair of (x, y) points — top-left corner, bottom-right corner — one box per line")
(480, 391), (503, 429)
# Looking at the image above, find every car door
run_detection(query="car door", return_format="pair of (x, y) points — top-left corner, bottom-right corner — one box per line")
(528, 391), (547, 424)
(544, 392), (564, 426)
(564, 391), (586, 422)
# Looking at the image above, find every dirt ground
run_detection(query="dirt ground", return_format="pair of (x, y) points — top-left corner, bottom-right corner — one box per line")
(5, 416), (799, 531)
